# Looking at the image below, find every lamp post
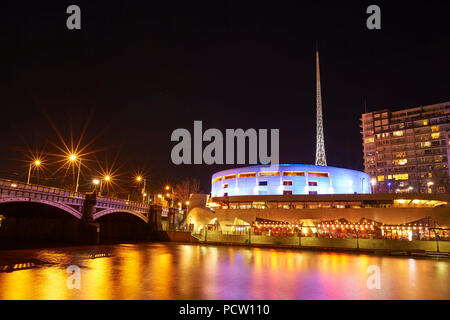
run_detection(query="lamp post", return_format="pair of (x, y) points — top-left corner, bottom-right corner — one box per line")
(370, 178), (376, 194)
(92, 175), (111, 196)
(92, 178), (102, 195)
(27, 159), (41, 184)
(68, 154), (81, 192)
(387, 181), (392, 193)
(427, 181), (434, 194)
(136, 176), (147, 203)
(165, 185), (173, 207)
(103, 175), (111, 196)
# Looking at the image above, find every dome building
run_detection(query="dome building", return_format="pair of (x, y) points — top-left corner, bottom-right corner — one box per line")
(211, 164), (371, 197)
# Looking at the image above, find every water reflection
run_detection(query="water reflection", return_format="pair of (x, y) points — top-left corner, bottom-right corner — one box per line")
(0, 243), (449, 300)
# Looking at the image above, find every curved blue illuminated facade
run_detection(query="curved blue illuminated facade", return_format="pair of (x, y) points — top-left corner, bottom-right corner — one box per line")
(211, 164), (371, 197)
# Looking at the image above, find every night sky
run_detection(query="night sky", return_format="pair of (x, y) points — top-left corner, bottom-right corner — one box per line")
(2, 1), (449, 194)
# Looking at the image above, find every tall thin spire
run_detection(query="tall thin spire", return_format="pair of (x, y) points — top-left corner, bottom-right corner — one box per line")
(315, 42), (327, 166)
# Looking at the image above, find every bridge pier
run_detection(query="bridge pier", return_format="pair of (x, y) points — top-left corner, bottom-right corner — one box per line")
(81, 192), (100, 244)
(148, 204), (163, 236)
(168, 208), (177, 231)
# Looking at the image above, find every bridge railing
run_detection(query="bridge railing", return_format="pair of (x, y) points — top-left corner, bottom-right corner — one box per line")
(96, 195), (150, 213)
(0, 178), (151, 214)
(0, 178), (85, 199)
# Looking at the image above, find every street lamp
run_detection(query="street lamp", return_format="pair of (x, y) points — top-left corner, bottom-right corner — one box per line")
(27, 159), (42, 184)
(92, 175), (111, 196)
(92, 178), (102, 195)
(370, 178), (376, 194)
(68, 154), (81, 192)
(387, 181), (392, 193)
(136, 176), (147, 203)
(165, 185), (173, 207)
(427, 181), (434, 194)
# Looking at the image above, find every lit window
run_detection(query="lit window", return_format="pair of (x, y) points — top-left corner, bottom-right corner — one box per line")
(258, 171), (280, 177)
(212, 176), (222, 183)
(283, 181), (293, 186)
(377, 176), (385, 182)
(393, 174), (409, 180)
(283, 171), (305, 176)
(308, 181), (318, 186)
(393, 159), (407, 166)
(423, 120), (428, 125)
(238, 172), (256, 178)
(308, 172), (329, 178)
(431, 133), (440, 139)
(431, 126), (439, 132)
(365, 137), (375, 143)
(224, 174), (236, 180)
(393, 131), (404, 136)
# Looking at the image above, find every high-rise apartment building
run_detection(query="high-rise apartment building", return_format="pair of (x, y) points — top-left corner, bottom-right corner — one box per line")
(361, 101), (450, 194)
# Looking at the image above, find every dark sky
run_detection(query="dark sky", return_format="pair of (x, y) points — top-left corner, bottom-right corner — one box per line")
(2, 1), (449, 194)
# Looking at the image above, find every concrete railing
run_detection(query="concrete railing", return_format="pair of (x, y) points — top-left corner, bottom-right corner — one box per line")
(197, 231), (450, 253)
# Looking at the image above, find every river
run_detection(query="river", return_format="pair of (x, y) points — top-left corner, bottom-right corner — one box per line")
(0, 242), (449, 299)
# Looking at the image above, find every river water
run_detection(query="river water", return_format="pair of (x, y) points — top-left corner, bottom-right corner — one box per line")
(0, 242), (448, 299)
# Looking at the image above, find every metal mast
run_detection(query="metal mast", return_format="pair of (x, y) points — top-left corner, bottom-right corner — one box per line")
(315, 43), (327, 166)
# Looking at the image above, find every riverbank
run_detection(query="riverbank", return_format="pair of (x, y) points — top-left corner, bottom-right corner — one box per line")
(157, 230), (450, 258)
(1, 231), (449, 259)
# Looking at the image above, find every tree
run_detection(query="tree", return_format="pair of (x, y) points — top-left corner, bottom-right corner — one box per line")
(174, 178), (200, 203)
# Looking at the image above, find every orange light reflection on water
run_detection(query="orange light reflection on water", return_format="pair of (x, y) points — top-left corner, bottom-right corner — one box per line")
(0, 243), (449, 300)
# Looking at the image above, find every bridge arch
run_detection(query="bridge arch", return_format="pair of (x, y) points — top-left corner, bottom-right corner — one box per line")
(0, 197), (82, 219)
(93, 208), (149, 223)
